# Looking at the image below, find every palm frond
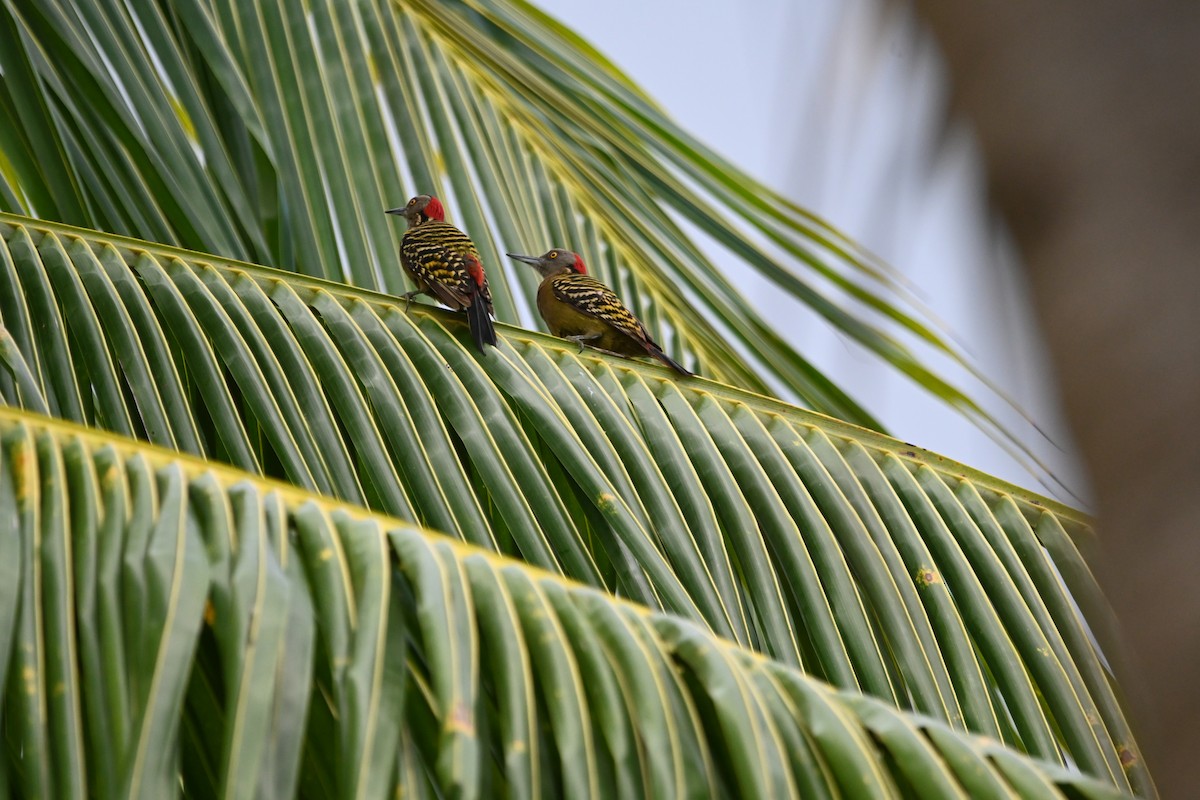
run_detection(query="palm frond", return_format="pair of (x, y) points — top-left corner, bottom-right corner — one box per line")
(0, 215), (1150, 796)
(0, 0), (1037, 446)
(0, 406), (1138, 798)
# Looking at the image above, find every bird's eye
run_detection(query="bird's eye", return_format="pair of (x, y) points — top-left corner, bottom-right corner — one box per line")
(408, 198), (417, 206)
(549, 250), (558, 259)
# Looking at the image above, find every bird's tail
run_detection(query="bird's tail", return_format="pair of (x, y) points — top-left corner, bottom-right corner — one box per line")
(467, 296), (497, 352)
(645, 342), (692, 377)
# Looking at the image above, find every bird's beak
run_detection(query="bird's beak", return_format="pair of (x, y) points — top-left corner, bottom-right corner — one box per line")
(506, 253), (543, 267)
(385, 207), (405, 216)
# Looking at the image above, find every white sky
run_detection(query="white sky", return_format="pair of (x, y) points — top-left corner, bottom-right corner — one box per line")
(538, 0), (1086, 501)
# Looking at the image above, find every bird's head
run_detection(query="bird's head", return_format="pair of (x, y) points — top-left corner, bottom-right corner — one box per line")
(506, 248), (587, 278)
(386, 194), (445, 227)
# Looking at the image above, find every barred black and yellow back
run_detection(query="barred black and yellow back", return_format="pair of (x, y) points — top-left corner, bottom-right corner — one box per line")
(546, 272), (647, 344)
(388, 195), (496, 352)
(400, 221), (494, 314)
(508, 249), (690, 376)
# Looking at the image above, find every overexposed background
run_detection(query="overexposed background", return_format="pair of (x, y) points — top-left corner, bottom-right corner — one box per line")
(539, 0), (1085, 502)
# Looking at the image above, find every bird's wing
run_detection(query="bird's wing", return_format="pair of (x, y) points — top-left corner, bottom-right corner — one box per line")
(401, 222), (487, 308)
(552, 275), (650, 342)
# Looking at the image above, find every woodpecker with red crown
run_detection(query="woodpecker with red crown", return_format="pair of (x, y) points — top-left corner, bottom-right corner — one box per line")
(386, 195), (496, 352)
(507, 248), (691, 376)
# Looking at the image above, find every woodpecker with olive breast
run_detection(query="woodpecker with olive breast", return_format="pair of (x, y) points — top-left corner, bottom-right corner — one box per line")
(507, 249), (691, 376)
(386, 194), (496, 352)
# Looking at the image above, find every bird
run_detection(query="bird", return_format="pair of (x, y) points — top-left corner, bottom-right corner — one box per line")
(385, 194), (496, 352)
(506, 248), (691, 376)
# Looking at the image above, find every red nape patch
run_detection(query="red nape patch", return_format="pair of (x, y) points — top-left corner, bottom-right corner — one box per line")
(424, 196), (446, 221)
(466, 256), (486, 287)
(572, 253), (588, 274)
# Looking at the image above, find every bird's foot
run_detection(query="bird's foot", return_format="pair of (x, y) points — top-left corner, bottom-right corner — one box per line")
(401, 291), (422, 312)
(565, 334), (601, 354)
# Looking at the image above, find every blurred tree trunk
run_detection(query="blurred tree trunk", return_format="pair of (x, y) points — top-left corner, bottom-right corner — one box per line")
(911, 1), (1200, 795)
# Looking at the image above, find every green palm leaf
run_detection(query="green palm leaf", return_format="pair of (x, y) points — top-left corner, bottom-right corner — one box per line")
(0, 0), (1034, 448)
(0, 406), (1135, 798)
(0, 0), (1153, 793)
(0, 215), (1150, 796)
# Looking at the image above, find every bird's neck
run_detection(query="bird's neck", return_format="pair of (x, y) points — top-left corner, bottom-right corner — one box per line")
(410, 215), (442, 229)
